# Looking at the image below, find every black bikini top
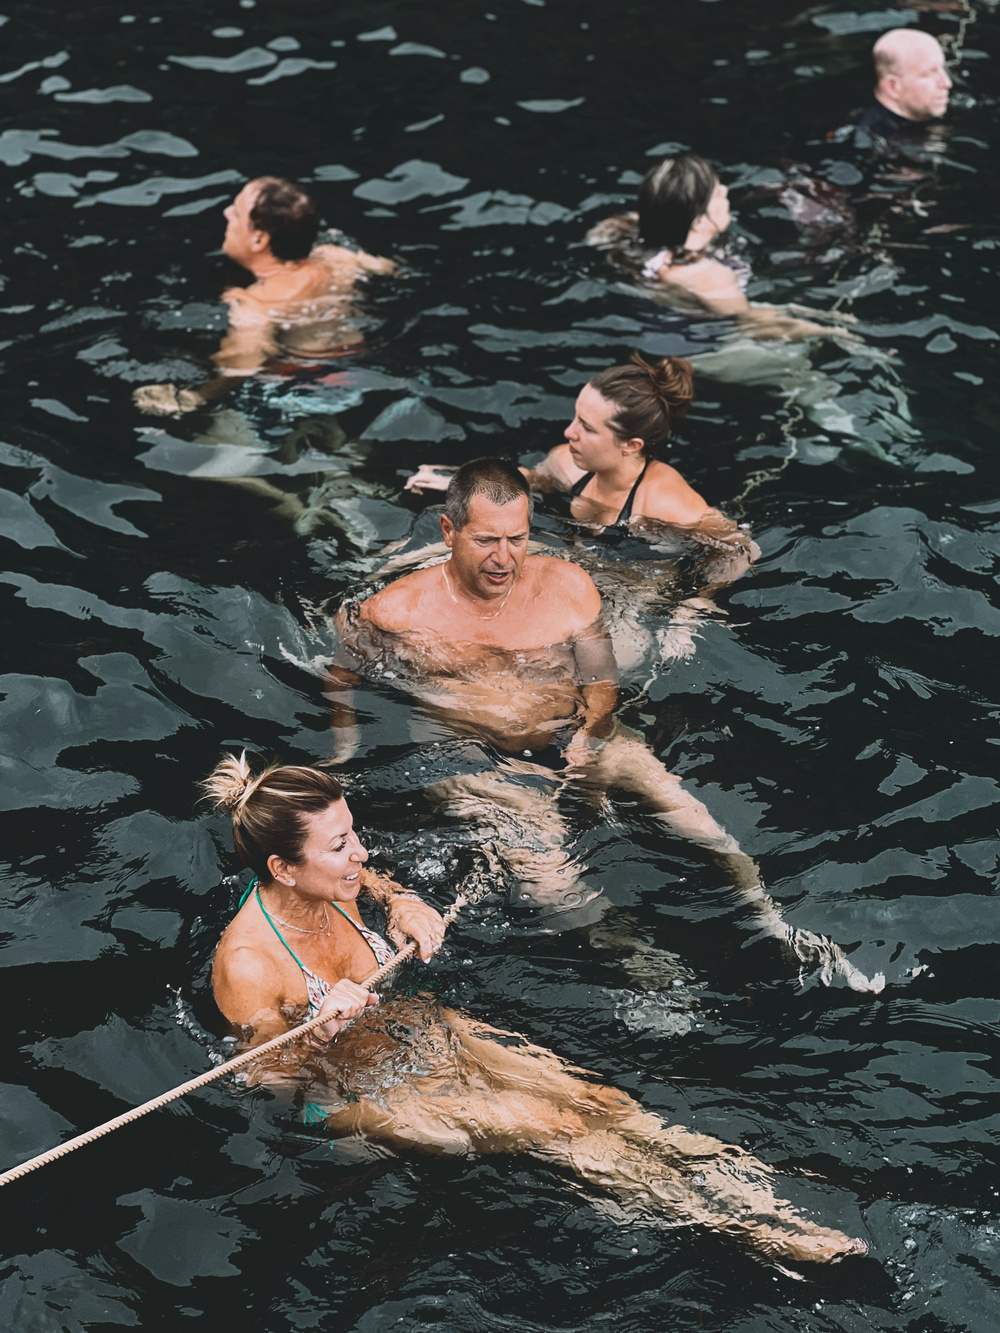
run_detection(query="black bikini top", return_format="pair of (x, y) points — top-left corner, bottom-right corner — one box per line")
(570, 460), (650, 528)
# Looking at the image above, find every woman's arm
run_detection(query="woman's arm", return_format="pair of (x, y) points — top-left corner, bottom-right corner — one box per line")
(361, 868), (445, 961)
(212, 945), (377, 1066)
(404, 464), (455, 494)
(659, 258), (854, 342)
(519, 444), (583, 495)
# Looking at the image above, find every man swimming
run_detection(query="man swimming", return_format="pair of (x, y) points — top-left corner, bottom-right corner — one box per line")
(850, 28), (951, 146)
(330, 458), (883, 991)
(134, 176), (394, 416)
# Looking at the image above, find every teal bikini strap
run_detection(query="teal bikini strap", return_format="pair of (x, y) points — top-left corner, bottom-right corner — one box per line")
(238, 876), (259, 909)
(329, 900), (362, 930)
(254, 886), (308, 971)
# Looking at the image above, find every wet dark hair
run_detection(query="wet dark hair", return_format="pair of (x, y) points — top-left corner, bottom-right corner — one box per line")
(202, 753), (344, 876)
(444, 457), (533, 531)
(588, 353), (694, 453)
(637, 154), (719, 252)
(249, 177), (321, 261)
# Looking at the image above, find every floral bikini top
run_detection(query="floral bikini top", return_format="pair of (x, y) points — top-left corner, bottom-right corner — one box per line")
(252, 884), (396, 1018)
(641, 244), (752, 287)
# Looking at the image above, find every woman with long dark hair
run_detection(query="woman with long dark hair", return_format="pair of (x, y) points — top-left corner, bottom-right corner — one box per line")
(588, 153), (846, 341)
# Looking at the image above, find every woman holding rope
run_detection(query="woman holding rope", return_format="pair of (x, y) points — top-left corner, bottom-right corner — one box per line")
(207, 753), (866, 1267)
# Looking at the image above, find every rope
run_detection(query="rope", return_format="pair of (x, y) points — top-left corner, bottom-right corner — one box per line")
(0, 870), (492, 1191)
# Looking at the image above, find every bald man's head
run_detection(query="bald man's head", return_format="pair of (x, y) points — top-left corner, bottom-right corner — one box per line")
(872, 28), (951, 122)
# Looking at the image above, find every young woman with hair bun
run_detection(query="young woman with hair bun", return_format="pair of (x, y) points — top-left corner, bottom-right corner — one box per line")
(410, 352), (752, 554)
(205, 751), (866, 1268)
(405, 353), (757, 662)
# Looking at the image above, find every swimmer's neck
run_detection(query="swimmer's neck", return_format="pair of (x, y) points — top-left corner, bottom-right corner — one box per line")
(243, 251), (310, 283)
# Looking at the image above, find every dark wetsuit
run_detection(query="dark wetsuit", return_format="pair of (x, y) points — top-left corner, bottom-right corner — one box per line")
(852, 100), (920, 139)
(570, 461), (650, 528)
(838, 101), (943, 162)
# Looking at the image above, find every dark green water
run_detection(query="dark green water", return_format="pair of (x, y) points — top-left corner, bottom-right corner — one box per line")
(0, 1), (999, 1328)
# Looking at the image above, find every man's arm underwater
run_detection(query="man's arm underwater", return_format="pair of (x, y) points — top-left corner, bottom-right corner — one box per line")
(564, 612), (620, 768)
(323, 606), (365, 764)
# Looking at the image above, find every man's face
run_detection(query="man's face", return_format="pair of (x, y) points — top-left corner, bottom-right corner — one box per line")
(440, 494), (531, 602)
(222, 181), (266, 267)
(888, 42), (952, 121)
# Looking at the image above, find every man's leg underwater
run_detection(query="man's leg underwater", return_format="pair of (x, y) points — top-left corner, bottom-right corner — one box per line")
(424, 760), (604, 927)
(576, 725), (884, 992)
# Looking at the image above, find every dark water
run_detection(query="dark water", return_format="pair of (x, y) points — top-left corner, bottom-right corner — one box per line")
(1, 0), (999, 1328)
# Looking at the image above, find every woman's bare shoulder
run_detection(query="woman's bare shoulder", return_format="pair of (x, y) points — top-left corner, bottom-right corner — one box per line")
(660, 256), (744, 301)
(642, 462), (710, 524)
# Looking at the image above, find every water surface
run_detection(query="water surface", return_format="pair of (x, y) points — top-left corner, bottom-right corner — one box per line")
(1, 1), (999, 1329)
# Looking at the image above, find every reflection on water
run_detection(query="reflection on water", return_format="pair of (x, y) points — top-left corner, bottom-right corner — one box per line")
(0, 0), (999, 1328)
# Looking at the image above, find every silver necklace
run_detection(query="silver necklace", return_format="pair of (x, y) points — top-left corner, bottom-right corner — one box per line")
(267, 900), (331, 936)
(441, 563), (515, 621)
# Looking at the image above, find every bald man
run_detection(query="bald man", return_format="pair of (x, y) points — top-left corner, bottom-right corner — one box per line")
(852, 28), (951, 142)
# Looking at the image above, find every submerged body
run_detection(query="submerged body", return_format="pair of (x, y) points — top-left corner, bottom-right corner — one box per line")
(336, 468), (884, 989)
(135, 177), (393, 417)
(132, 176), (395, 539)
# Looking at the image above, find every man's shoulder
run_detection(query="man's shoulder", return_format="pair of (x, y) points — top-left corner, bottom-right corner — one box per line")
(360, 567), (439, 632)
(526, 554), (600, 604)
(850, 100), (916, 138)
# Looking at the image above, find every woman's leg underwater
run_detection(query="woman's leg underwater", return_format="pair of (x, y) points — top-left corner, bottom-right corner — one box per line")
(322, 1008), (863, 1265)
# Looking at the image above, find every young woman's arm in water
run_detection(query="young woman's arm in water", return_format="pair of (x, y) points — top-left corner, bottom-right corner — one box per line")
(655, 257), (850, 342)
(518, 445), (581, 495)
(406, 445), (579, 498)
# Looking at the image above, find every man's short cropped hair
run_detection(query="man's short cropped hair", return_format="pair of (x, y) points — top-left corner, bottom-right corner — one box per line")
(444, 458), (533, 531)
(250, 177), (321, 261)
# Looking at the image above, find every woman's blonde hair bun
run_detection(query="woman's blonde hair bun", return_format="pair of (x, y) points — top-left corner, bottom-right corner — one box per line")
(202, 751), (262, 814)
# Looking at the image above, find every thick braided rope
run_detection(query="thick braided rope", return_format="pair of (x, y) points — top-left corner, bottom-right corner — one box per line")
(0, 882), (483, 1190)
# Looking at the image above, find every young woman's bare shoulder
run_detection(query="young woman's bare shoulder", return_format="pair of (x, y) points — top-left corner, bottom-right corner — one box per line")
(645, 462), (710, 523)
(666, 257), (743, 300)
(213, 937), (276, 995)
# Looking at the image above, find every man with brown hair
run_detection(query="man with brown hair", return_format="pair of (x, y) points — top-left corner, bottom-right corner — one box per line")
(134, 176), (394, 416)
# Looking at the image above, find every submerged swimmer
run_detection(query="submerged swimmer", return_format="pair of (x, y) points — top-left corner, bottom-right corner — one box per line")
(406, 354), (758, 662)
(588, 154), (916, 461)
(331, 457), (883, 992)
(134, 176), (395, 417)
(848, 28), (952, 148)
(587, 154), (854, 341)
(207, 754), (867, 1267)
